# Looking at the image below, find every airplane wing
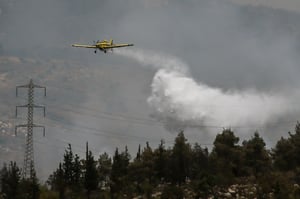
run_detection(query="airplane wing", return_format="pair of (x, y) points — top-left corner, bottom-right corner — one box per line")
(72, 44), (97, 49)
(104, 44), (134, 49)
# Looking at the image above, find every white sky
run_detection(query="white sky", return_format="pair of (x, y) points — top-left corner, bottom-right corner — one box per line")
(230, 0), (300, 12)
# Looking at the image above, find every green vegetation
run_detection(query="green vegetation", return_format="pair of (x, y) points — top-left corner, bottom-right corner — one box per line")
(3, 124), (300, 198)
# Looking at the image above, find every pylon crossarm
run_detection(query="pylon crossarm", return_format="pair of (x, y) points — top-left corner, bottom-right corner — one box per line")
(32, 85), (46, 96)
(16, 82), (46, 97)
(16, 105), (29, 116)
(33, 105), (46, 117)
(16, 85), (29, 97)
(32, 125), (45, 136)
(15, 124), (28, 135)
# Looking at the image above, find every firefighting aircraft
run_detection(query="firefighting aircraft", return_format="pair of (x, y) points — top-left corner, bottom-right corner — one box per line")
(71, 39), (134, 53)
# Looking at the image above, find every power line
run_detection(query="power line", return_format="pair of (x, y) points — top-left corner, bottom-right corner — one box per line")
(43, 112), (296, 147)
(46, 116), (173, 145)
(48, 105), (161, 127)
(47, 104), (298, 130)
(27, 84), (300, 130)
(12, 135), (87, 156)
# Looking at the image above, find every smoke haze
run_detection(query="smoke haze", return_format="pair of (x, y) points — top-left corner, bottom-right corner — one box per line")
(116, 48), (297, 130)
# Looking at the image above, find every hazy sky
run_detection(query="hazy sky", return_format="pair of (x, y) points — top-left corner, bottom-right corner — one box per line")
(230, 0), (300, 12)
(1, 0), (300, 181)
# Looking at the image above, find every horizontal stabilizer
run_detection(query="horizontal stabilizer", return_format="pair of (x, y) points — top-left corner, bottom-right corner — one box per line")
(71, 44), (97, 48)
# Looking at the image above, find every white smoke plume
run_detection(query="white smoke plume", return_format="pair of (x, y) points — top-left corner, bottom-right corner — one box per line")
(115, 48), (189, 74)
(115, 48), (294, 130)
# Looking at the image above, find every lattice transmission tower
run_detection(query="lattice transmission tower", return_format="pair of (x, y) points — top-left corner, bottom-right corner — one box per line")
(15, 79), (46, 178)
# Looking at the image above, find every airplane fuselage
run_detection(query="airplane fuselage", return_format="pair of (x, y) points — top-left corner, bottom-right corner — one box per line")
(71, 39), (134, 54)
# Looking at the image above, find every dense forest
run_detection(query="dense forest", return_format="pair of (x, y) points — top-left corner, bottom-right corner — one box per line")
(2, 123), (300, 198)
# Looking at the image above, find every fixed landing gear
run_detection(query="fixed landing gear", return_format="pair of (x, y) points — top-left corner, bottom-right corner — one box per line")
(94, 50), (97, 53)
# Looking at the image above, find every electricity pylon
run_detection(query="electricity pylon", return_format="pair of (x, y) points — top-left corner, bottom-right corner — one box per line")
(15, 79), (46, 178)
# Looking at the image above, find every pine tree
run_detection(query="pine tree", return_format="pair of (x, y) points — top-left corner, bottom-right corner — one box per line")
(72, 154), (82, 192)
(58, 163), (65, 199)
(242, 132), (271, 176)
(63, 144), (74, 187)
(98, 152), (112, 190)
(110, 147), (131, 198)
(154, 140), (168, 182)
(190, 143), (213, 197)
(47, 163), (65, 199)
(273, 122), (300, 171)
(190, 143), (209, 179)
(0, 161), (21, 199)
(84, 142), (99, 199)
(110, 148), (121, 198)
(19, 169), (40, 199)
(128, 144), (144, 195)
(141, 142), (154, 181)
(120, 146), (130, 174)
(170, 131), (191, 185)
(136, 144), (141, 161)
(47, 144), (83, 198)
(210, 129), (242, 185)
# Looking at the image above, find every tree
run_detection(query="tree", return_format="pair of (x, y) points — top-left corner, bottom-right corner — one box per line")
(242, 132), (271, 176)
(84, 142), (99, 199)
(139, 142), (155, 197)
(57, 163), (65, 199)
(110, 147), (120, 196)
(110, 147), (128, 198)
(63, 144), (83, 195)
(189, 143), (213, 198)
(210, 129), (243, 185)
(170, 131), (191, 185)
(190, 143), (209, 179)
(0, 161), (40, 199)
(62, 144), (74, 187)
(256, 172), (294, 199)
(153, 140), (168, 182)
(0, 162), (21, 199)
(128, 144), (146, 196)
(161, 184), (184, 199)
(47, 144), (83, 198)
(98, 152), (112, 190)
(47, 163), (65, 199)
(136, 144), (141, 161)
(120, 146), (131, 172)
(72, 154), (82, 191)
(273, 137), (294, 171)
(19, 170), (40, 199)
(273, 122), (300, 171)
(141, 142), (155, 182)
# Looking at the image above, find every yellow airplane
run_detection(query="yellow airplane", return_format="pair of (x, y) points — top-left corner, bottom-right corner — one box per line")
(72, 39), (134, 53)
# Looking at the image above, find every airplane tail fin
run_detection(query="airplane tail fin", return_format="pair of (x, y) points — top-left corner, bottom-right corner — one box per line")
(109, 39), (113, 45)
